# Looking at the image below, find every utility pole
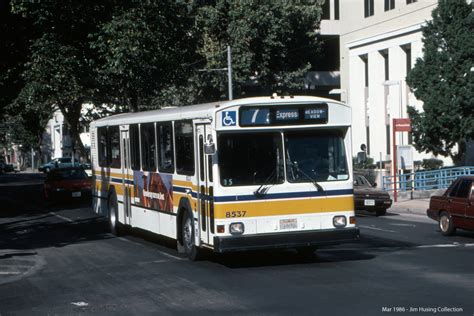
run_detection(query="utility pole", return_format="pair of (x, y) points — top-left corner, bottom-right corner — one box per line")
(227, 46), (233, 100)
(198, 46), (233, 100)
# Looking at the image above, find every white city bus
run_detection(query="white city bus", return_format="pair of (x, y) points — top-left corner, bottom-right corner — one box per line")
(90, 96), (359, 260)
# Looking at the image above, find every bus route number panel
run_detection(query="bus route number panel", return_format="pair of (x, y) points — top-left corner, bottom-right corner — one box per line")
(239, 103), (328, 127)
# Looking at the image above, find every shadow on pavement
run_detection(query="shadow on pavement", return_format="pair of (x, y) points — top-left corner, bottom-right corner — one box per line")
(0, 213), (111, 251)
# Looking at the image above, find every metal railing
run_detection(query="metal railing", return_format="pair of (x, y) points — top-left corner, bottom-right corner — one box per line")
(382, 166), (474, 192)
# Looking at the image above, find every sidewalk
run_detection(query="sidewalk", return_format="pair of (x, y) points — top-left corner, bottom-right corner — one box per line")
(390, 198), (430, 216)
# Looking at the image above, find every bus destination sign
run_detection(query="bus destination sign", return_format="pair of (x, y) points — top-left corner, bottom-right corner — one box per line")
(240, 103), (328, 127)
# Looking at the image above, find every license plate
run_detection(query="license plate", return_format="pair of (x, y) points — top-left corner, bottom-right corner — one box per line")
(280, 218), (297, 230)
(72, 192), (81, 197)
(364, 199), (375, 206)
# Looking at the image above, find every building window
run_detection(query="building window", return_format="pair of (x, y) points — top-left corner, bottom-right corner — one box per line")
(334, 0), (339, 20)
(384, 0), (395, 11)
(175, 121), (194, 175)
(157, 122), (174, 173)
(322, 0), (330, 20)
(140, 123), (156, 172)
(366, 126), (370, 155)
(386, 125), (391, 155)
(402, 44), (412, 76)
(379, 49), (389, 81)
(130, 124), (140, 171)
(406, 0), (417, 4)
(364, 0), (374, 17)
(360, 54), (368, 87)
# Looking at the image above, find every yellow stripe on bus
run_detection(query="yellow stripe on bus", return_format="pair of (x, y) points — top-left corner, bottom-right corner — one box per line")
(213, 196), (354, 219)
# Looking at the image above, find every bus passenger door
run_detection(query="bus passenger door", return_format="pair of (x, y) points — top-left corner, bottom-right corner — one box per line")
(120, 128), (132, 226)
(196, 124), (214, 246)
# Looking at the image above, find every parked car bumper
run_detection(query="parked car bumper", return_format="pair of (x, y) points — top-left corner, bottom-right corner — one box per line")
(213, 227), (360, 253)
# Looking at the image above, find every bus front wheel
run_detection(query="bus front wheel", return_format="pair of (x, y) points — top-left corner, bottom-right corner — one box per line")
(181, 211), (202, 261)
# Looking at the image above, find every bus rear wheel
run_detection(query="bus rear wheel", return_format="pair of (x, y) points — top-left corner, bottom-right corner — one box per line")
(181, 211), (202, 261)
(108, 191), (121, 236)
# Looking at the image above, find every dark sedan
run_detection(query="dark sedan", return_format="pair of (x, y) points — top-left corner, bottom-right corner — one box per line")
(354, 174), (392, 216)
(427, 176), (474, 236)
(43, 167), (92, 202)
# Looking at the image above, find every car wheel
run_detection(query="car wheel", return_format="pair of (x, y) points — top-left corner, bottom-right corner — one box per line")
(108, 191), (121, 236)
(44, 167), (50, 173)
(439, 211), (456, 236)
(376, 209), (387, 216)
(181, 211), (202, 261)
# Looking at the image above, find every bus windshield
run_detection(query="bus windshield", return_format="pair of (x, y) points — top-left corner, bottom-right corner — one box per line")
(285, 130), (349, 183)
(218, 132), (284, 186)
(218, 129), (349, 186)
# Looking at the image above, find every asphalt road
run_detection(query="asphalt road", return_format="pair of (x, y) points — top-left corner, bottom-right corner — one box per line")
(1, 173), (473, 315)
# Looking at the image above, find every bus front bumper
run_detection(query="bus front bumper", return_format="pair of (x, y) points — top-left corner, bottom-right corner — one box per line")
(213, 227), (360, 253)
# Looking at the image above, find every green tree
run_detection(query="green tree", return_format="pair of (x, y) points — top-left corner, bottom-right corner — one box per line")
(92, 1), (198, 112)
(407, 0), (474, 164)
(173, 0), (322, 103)
(10, 1), (116, 159)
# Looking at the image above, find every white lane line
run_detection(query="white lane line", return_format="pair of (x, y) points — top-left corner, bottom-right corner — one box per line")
(50, 212), (74, 223)
(416, 243), (474, 249)
(358, 225), (397, 233)
(388, 223), (416, 227)
(118, 237), (185, 261)
(157, 250), (186, 261)
(0, 271), (21, 275)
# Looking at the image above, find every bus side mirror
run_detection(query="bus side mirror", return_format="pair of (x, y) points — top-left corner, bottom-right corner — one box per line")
(204, 143), (216, 155)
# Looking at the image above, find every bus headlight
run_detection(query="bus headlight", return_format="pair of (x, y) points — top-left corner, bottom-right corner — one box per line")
(333, 216), (347, 228)
(229, 222), (244, 235)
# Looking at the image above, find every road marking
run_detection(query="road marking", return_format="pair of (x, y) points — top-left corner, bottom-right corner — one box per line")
(416, 243), (474, 249)
(118, 237), (185, 261)
(156, 250), (186, 261)
(388, 223), (416, 227)
(0, 271), (21, 275)
(50, 212), (74, 223)
(358, 225), (397, 233)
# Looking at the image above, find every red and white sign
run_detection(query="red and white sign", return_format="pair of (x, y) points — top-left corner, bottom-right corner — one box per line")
(393, 118), (411, 132)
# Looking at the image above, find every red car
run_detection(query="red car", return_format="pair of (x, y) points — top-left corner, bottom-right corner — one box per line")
(43, 167), (92, 201)
(427, 176), (474, 235)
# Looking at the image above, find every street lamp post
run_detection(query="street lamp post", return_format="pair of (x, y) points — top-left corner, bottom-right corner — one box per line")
(198, 46), (233, 100)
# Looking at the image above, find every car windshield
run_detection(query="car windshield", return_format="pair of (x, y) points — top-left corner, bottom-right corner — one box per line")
(218, 132), (284, 186)
(218, 129), (349, 186)
(48, 169), (88, 180)
(354, 175), (371, 187)
(285, 130), (349, 183)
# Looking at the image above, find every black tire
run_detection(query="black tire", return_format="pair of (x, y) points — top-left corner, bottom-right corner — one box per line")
(181, 211), (202, 261)
(108, 190), (121, 236)
(376, 208), (387, 216)
(439, 211), (456, 236)
(44, 167), (50, 173)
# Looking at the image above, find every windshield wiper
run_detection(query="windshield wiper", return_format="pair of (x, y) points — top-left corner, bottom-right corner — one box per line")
(254, 168), (277, 197)
(289, 161), (324, 192)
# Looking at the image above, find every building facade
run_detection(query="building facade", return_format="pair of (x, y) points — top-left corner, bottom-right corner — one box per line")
(337, 0), (452, 168)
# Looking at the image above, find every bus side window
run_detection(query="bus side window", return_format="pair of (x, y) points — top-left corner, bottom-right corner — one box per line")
(130, 124), (141, 170)
(141, 123), (157, 172)
(175, 121), (195, 176)
(108, 126), (121, 168)
(98, 127), (108, 167)
(157, 122), (174, 173)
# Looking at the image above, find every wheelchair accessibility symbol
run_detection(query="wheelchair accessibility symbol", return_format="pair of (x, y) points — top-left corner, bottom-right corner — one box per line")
(222, 111), (236, 126)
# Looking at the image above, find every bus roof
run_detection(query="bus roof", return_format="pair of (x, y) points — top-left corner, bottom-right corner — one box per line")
(91, 95), (348, 127)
